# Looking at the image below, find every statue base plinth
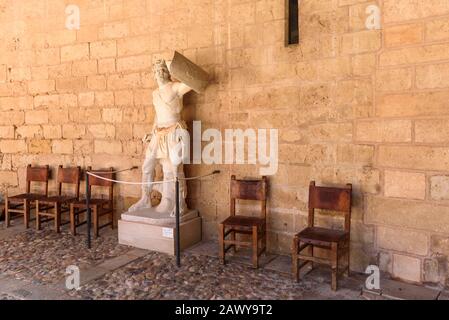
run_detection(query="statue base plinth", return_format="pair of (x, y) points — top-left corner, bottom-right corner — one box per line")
(118, 209), (202, 255)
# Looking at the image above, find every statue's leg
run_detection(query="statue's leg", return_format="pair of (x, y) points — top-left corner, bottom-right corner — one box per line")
(167, 162), (188, 217)
(128, 146), (157, 212)
(177, 164), (188, 214)
(155, 159), (176, 213)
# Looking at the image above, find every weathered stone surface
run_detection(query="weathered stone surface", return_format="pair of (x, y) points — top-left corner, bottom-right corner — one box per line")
(0, 171), (18, 186)
(423, 257), (446, 284)
(430, 176), (449, 200)
(376, 68), (413, 91)
(392, 254), (421, 283)
(384, 171), (426, 200)
(377, 226), (428, 256)
(366, 196), (449, 234)
(430, 235), (449, 257)
(356, 120), (411, 143)
(378, 146), (449, 171)
(384, 24), (423, 47)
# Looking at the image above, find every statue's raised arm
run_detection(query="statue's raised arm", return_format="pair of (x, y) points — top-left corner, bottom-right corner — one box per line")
(172, 82), (193, 98)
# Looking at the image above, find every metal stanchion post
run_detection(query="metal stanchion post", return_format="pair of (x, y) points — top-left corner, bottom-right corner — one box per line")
(175, 177), (181, 267)
(86, 172), (91, 249)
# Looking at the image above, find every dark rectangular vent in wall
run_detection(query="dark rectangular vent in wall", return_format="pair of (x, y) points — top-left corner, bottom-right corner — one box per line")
(286, 0), (299, 45)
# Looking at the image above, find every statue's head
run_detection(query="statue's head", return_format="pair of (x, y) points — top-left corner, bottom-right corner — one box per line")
(153, 59), (171, 85)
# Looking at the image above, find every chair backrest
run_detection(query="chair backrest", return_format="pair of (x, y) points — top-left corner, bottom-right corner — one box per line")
(57, 166), (81, 198)
(86, 167), (114, 201)
(26, 165), (50, 196)
(230, 175), (268, 219)
(308, 181), (352, 232)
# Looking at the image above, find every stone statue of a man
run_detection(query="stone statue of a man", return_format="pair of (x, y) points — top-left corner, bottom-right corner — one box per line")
(129, 59), (192, 216)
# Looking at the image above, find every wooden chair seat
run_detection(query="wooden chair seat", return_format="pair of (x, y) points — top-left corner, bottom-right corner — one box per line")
(222, 215), (265, 228)
(8, 193), (48, 202)
(297, 227), (349, 246)
(71, 198), (110, 207)
(38, 196), (78, 205)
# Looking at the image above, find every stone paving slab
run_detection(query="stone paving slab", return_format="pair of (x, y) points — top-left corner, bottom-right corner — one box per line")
(0, 275), (72, 300)
(380, 279), (439, 300)
(362, 278), (440, 300)
(0, 224), (130, 285)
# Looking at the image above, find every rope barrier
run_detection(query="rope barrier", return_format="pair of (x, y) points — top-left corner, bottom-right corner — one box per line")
(181, 170), (221, 181)
(88, 166), (138, 174)
(87, 171), (174, 185)
(85, 169), (221, 185)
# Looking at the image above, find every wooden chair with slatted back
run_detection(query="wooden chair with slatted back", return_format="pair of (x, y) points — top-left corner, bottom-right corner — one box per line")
(36, 166), (81, 233)
(70, 167), (114, 238)
(5, 165), (50, 229)
(219, 175), (268, 269)
(292, 181), (352, 291)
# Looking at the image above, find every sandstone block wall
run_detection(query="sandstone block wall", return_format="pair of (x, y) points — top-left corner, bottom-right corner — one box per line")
(1, 0), (449, 286)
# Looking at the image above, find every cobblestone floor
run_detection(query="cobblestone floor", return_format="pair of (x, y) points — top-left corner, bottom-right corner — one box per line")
(0, 224), (130, 285)
(0, 293), (21, 300)
(69, 252), (363, 300)
(0, 221), (364, 299)
(1, 221), (438, 300)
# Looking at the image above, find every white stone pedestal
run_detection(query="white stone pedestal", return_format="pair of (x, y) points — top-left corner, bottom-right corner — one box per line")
(118, 209), (202, 255)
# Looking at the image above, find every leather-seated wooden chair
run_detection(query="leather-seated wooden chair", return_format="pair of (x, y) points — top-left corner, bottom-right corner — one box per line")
(36, 166), (81, 233)
(0, 200), (5, 222)
(70, 167), (114, 238)
(219, 175), (268, 269)
(292, 181), (352, 291)
(5, 165), (50, 229)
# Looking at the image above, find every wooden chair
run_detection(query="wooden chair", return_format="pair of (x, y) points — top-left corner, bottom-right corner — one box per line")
(36, 166), (81, 233)
(292, 181), (352, 291)
(219, 175), (268, 269)
(0, 200), (5, 221)
(5, 165), (50, 229)
(70, 167), (114, 238)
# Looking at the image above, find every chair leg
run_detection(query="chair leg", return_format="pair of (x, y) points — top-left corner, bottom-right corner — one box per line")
(331, 242), (338, 291)
(346, 240), (351, 277)
(218, 223), (225, 265)
(263, 226), (267, 252)
(70, 205), (76, 236)
(110, 210), (114, 230)
(309, 244), (314, 270)
(292, 237), (299, 282)
(36, 201), (41, 230)
(231, 230), (236, 253)
(252, 225), (258, 269)
(24, 200), (30, 229)
(93, 206), (99, 238)
(5, 198), (10, 228)
(54, 203), (61, 233)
